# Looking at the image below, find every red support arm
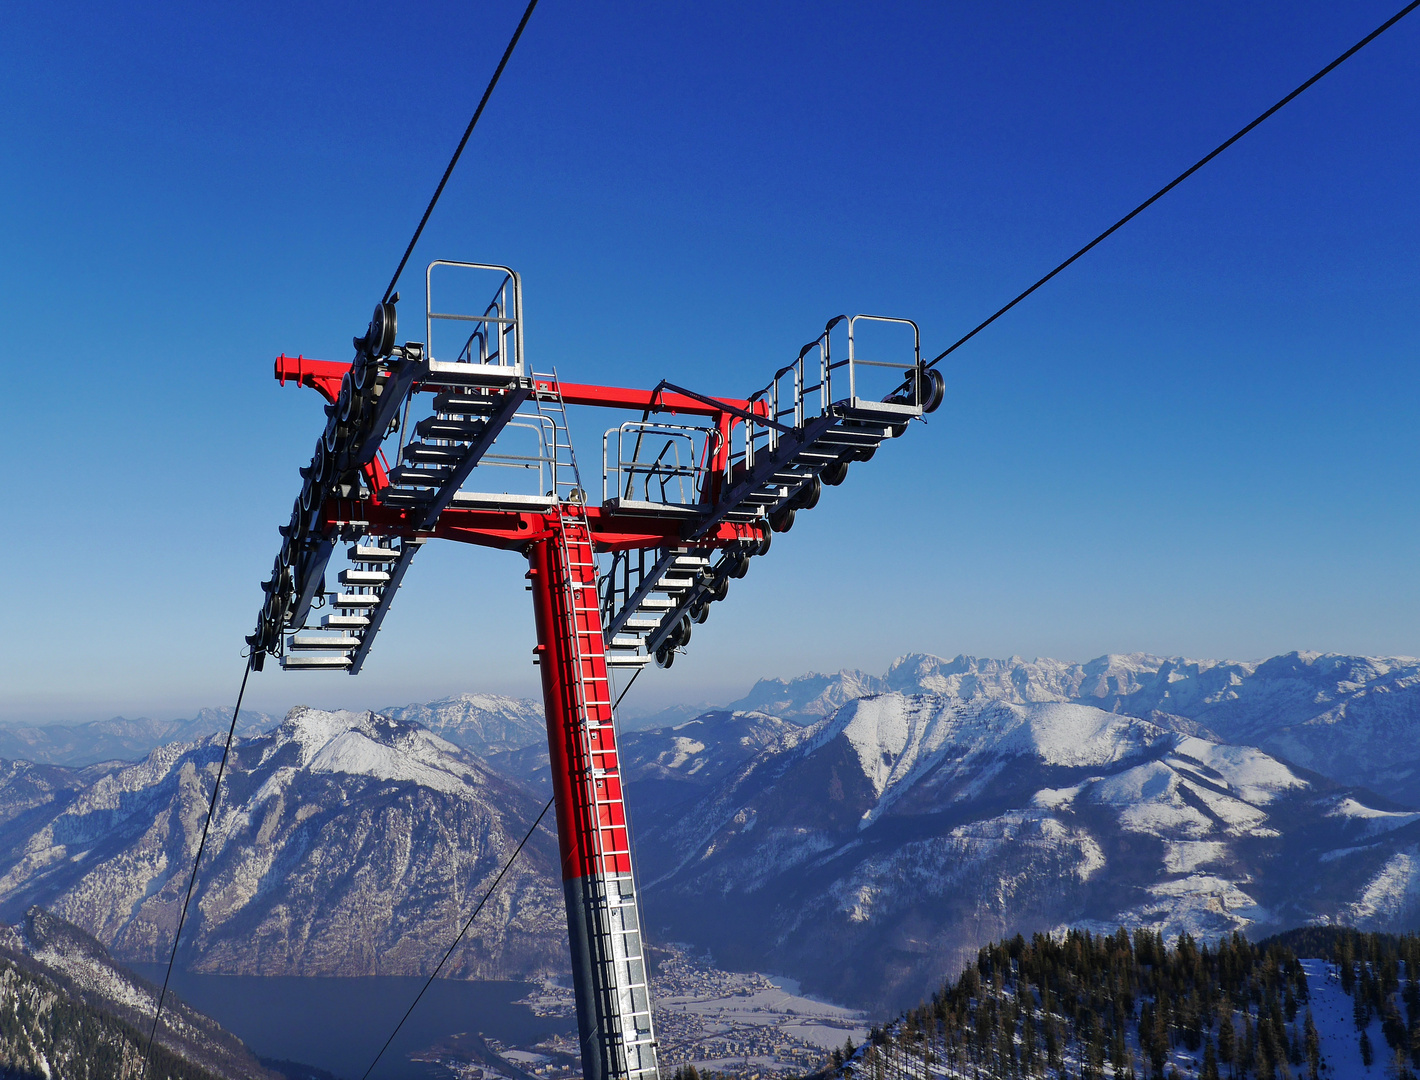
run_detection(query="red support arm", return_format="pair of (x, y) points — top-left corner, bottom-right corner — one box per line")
(321, 499), (757, 552)
(275, 354), (347, 403)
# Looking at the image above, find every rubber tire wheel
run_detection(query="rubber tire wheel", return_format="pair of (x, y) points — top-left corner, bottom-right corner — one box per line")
(770, 506), (796, 533)
(793, 475), (821, 510)
(730, 554), (750, 579)
(692, 602), (710, 624)
(756, 528), (772, 557)
(851, 445), (877, 463)
(923, 367), (945, 413)
(712, 576), (730, 602)
(821, 460), (849, 486)
(656, 644), (673, 668)
(676, 616), (692, 648)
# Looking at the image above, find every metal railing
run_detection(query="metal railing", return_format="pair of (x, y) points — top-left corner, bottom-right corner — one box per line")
(602, 422), (719, 507)
(425, 261), (525, 375)
(722, 312), (921, 489)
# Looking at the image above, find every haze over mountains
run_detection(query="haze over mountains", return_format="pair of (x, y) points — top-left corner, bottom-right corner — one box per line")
(1, 651), (1418, 1012)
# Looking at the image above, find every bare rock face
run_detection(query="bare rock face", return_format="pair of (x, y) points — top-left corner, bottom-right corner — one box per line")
(0, 708), (567, 980)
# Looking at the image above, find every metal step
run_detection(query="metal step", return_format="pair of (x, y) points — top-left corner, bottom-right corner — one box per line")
(379, 488), (435, 504)
(339, 569), (390, 586)
(611, 635), (644, 648)
(817, 428), (887, 448)
(606, 653), (652, 667)
(432, 391), (500, 413)
(402, 442), (468, 466)
(333, 593), (380, 609)
(638, 596), (675, 610)
(282, 654), (352, 670)
(348, 545), (400, 562)
(622, 617), (662, 630)
(386, 465), (451, 487)
(839, 398), (922, 421)
(288, 633), (360, 651)
(321, 613), (370, 629)
(654, 575), (695, 590)
(672, 554), (711, 568)
(416, 416), (486, 440)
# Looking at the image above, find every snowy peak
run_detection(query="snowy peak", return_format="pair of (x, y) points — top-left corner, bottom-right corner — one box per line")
(728, 669), (884, 722)
(728, 650), (1420, 805)
(261, 707), (484, 796)
(381, 692), (546, 756)
(804, 694), (1170, 822)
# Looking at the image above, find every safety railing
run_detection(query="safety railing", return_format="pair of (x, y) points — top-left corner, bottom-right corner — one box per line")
(833, 314), (920, 405)
(723, 312), (922, 491)
(425, 261), (525, 375)
(447, 414), (560, 499)
(603, 422), (719, 508)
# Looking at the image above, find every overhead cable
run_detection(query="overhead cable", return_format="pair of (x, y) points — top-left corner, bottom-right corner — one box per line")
(140, 657), (254, 1080)
(359, 795), (556, 1080)
(382, 0), (541, 303)
(927, 0), (1420, 368)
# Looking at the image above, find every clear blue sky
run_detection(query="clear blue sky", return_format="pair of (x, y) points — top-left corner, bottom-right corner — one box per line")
(3, 1), (1418, 723)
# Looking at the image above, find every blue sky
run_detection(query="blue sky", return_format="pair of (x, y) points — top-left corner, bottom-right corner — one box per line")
(3, 1), (1418, 723)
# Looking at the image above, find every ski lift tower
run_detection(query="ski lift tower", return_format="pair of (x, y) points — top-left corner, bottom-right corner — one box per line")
(248, 261), (943, 1080)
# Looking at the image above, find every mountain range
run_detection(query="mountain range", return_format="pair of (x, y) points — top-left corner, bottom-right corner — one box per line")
(0, 709), (564, 979)
(2, 651), (1420, 1013)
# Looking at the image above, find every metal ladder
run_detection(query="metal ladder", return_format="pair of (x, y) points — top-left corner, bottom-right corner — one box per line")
(538, 375), (660, 1080)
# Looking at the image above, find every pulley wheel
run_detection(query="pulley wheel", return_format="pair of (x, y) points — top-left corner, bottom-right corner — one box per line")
(850, 445), (877, 463)
(711, 576), (729, 602)
(770, 505), (796, 533)
(821, 460), (849, 486)
(922, 367), (945, 413)
(792, 475), (821, 510)
(368, 302), (397, 358)
(691, 601), (710, 624)
(755, 526), (772, 557)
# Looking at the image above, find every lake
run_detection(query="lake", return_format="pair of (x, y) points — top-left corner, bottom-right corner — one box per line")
(129, 967), (575, 1080)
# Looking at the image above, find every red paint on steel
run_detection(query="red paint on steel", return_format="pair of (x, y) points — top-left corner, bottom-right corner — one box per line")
(318, 500), (757, 553)
(274, 355), (347, 402)
(527, 512), (631, 880)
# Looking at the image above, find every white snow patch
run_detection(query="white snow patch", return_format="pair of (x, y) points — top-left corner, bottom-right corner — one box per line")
(1169, 736), (1306, 804)
(1347, 847), (1420, 924)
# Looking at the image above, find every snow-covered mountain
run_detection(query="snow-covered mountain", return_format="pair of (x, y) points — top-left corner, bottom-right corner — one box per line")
(0, 708), (278, 767)
(0, 906), (279, 1079)
(0, 708), (566, 980)
(635, 692), (1420, 1010)
(381, 692), (546, 756)
(730, 652), (1420, 805)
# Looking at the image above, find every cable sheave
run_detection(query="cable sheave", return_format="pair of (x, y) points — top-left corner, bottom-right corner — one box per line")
(927, 0), (1420, 368)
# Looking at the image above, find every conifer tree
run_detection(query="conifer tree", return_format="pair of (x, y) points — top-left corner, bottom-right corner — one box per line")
(1303, 1008), (1321, 1080)
(1203, 1038), (1221, 1080)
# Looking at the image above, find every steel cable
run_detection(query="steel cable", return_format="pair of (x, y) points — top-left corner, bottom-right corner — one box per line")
(382, 0), (541, 304)
(359, 795), (556, 1080)
(927, 0), (1420, 368)
(140, 656), (254, 1080)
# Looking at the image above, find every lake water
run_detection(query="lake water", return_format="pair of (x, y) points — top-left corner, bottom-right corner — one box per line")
(129, 967), (575, 1080)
